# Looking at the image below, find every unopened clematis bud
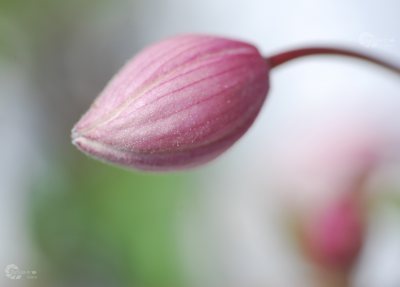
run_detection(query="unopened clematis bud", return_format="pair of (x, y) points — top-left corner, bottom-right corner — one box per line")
(72, 34), (269, 171)
(304, 193), (365, 271)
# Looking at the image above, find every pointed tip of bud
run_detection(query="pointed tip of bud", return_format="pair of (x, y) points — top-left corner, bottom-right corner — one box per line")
(71, 34), (270, 171)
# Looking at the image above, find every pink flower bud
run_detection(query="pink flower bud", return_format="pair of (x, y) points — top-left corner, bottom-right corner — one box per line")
(72, 35), (269, 171)
(305, 194), (365, 270)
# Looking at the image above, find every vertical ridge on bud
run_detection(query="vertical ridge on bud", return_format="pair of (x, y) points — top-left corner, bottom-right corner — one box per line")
(72, 34), (269, 171)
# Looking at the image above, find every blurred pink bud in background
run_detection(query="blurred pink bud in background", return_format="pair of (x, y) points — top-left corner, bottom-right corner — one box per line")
(72, 34), (269, 171)
(303, 189), (366, 271)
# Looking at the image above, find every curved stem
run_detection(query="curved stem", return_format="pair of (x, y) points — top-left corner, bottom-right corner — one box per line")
(266, 47), (400, 75)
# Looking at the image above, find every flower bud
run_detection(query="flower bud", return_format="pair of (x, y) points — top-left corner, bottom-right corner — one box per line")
(304, 193), (365, 270)
(72, 35), (269, 171)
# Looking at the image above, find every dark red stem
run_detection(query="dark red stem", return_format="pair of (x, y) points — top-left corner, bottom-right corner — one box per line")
(266, 47), (400, 75)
